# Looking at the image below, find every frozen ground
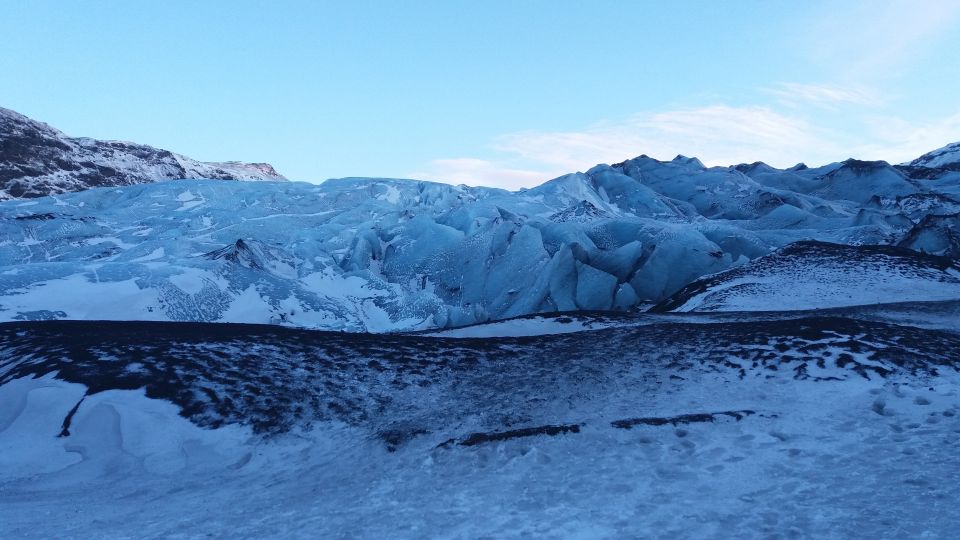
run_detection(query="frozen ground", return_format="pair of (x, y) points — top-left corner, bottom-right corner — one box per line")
(2, 312), (959, 538)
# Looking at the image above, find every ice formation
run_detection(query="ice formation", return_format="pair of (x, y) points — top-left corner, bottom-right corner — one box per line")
(2, 142), (959, 329)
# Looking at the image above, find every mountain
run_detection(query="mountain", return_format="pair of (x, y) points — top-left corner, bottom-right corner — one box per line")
(895, 142), (960, 198)
(906, 141), (960, 169)
(0, 106), (286, 200)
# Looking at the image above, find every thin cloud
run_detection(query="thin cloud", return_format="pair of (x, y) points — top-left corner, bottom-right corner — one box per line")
(805, 0), (960, 78)
(497, 105), (840, 170)
(414, 105), (837, 189)
(769, 83), (883, 108)
(850, 111), (960, 164)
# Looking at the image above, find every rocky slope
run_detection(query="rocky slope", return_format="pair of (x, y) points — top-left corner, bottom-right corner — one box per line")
(0, 106), (286, 200)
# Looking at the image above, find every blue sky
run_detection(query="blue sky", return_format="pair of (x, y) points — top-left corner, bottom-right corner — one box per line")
(2, 0), (958, 188)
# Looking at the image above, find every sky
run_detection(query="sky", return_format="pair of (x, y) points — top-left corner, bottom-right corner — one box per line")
(1, 0), (959, 189)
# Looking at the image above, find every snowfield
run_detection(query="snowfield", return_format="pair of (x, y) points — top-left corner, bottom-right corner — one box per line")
(1, 313), (959, 538)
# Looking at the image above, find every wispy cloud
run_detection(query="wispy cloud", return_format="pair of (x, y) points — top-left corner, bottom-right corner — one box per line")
(499, 105), (832, 169)
(768, 83), (883, 108)
(410, 105), (837, 189)
(851, 111), (960, 164)
(805, 0), (960, 78)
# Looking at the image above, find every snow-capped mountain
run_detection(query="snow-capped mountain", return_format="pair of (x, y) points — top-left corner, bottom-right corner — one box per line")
(0, 107), (286, 200)
(896, 143), (960, 197)
(906, 141), (960, 169)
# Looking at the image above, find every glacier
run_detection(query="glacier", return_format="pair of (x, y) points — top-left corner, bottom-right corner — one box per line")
(2, 147), (960, 330)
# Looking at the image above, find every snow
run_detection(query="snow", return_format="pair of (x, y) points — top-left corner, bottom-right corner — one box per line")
(168, 266), (213, 295)
(2, 322), (959, 537)
(424, 314), (626, 338)
(0, 376), (86, 476)
(218, 285), (278, 324)
(379, 184), (402, 204)
(907, 141), (960, 168)
(175, 189), (205, 211)
(131, 247), (164, 262)
(663, 243), (960, 313)
(0, 272), (166, 322)
(676, 272), (960, 312)
(0, 375), (250, 482)
(86, 236), (136, 250)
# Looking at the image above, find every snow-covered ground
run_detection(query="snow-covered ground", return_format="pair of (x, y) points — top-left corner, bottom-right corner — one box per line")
(425, 298), (960, 339)
(4, 372), (959, 538)
(656, 242), (960, 313)
(423, 311), (644, 338)
(2, 315), (959, 538)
